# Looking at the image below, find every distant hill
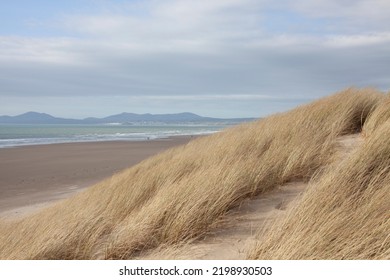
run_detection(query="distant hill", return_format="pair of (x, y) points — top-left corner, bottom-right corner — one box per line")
(0, 112), (80, 124)
(0, 111), (254, 124)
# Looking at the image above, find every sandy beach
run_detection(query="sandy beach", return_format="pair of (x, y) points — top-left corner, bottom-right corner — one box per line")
(0, 136), (194, 216)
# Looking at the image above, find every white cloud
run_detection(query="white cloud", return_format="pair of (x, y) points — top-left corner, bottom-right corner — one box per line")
(324, 33), (390, 48)
(0, 36), (85, 65)
(289, 0), (390, 33)
(288, 0), (382, 17)
(56, 0), (267, 51)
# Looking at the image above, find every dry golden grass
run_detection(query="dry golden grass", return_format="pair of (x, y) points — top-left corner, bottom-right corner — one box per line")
(0, 88), (385, 259)
(248, 96), (390, 260)
(363, 94), (390, 136)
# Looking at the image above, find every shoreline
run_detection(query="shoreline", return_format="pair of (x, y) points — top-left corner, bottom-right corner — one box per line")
(0, 136), (198, 218)
(0, 133), (208, 149)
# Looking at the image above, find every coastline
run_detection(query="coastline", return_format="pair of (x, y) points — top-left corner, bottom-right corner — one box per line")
(0, 136), (197, 218)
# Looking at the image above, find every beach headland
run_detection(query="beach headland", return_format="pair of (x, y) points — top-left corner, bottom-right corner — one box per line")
(0, 136), (195, 217)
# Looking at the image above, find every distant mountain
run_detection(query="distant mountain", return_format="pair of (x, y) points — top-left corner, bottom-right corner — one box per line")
(0, 111), (254, 124)
(99, 112), (217, 123)
(0, 112), (80, 124)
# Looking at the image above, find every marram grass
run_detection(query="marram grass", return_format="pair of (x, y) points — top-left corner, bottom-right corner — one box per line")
(248, 100), (390, 259)
(0, 88), (387, 259)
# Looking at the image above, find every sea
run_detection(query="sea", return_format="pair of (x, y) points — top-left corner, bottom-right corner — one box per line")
(0, 123), (231, 148)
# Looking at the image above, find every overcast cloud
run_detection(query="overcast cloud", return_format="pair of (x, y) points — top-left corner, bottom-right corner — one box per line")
(1, 0), (389, 118)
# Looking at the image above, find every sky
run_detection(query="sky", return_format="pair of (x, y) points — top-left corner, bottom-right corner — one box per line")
(1, 0), (390, 118)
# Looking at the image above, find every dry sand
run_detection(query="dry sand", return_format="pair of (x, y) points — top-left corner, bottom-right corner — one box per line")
(0, 136), (195, 217)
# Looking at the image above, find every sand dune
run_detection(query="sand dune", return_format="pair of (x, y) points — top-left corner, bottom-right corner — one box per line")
(140, 134), (361, 259)
(0, 88), (389, 260)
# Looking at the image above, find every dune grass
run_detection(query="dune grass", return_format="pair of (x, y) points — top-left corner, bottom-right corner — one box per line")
(0, 88), (385, 259)
(363, 94), (390, 136)
(248, 95), (390, 259)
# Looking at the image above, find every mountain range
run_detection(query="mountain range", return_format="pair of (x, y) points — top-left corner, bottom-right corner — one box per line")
(0, 112), (254, 124)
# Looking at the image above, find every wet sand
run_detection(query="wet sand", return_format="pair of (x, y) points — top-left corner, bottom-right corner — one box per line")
(0, 136), (195, 215)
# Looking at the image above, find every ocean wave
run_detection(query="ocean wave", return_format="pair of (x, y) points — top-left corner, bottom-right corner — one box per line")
(0, 128), (221, 148)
